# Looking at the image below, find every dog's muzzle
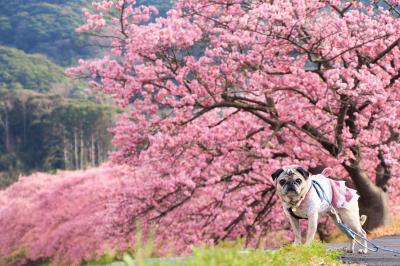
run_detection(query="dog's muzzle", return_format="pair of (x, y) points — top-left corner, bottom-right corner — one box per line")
(284, 181), (299, 193)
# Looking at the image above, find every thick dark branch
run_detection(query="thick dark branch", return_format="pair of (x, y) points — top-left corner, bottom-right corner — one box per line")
(241, 62), (291, 76)
(342, 156), (378, 196)
(358, 100), (372, 111)
(251, 190), (276, 226)
(218, 167), (253, 183)
(227, 181), (257, 193)
(120, 0), (129, 38)
(209, 109), (240, 128)
(371, 38), (400, 64)
(181, 101), (278, 126)
(246, 127), (265, 139)
(272, 152), (288, 159)
(375, 148), (391, 192)
(246, 110), (280, 128)
(273, 87), (335, 115)
(387, 70), (400, 88)
(345, 105), (359, 138)
(335, 95), (349, 150)
(150, 184), (204, 221)
(309, 69), (327, 83)
(330, 4), (353, 17)
(326, 35), (390, 62)
(221, 210), (246, 240)
(296, 122), (339, 156)
(230, 95), (274, 108)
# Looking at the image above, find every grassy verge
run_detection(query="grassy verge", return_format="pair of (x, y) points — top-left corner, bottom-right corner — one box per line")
(88, 242), (342, 266)
(186, 242), (341, 266)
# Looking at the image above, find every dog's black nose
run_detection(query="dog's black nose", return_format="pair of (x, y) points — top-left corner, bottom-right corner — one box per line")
(286, 185), (296, 192)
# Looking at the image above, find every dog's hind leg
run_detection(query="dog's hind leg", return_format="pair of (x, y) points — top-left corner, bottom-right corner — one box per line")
(337, 205), (368, 254)
(329, 211), (354, 253)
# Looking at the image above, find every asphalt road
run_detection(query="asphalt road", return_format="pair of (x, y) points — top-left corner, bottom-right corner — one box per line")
(328, 235), (400, 266)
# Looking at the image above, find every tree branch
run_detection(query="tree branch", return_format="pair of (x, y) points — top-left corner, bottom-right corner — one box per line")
(335, 95), (349, 150)
(294, 122), (339, 156)
(375, 148), (391, 192)
(371, 38), (400, 64)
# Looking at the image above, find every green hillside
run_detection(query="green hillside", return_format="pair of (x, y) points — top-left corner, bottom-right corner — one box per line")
(0, 0), (93, 66)
(0, 0), (173, 66)
(0, 46), (69, 92)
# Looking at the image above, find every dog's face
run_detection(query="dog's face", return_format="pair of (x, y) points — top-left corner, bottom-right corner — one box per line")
(272, 165), (310, 198)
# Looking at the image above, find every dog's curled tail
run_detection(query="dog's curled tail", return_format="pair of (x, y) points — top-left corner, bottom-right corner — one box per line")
(360, 215), (367, 226)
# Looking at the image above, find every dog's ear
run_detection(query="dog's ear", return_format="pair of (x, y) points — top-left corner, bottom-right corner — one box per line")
(271, 168), (284, 181)
(296, 167), (309, 179)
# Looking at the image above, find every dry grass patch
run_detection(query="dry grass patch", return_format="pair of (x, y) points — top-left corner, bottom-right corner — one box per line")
(369, 215), (400, 238)
(328, 214), (400, 244)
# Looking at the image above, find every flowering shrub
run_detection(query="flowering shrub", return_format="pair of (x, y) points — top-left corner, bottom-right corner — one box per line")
(0, 164), (283, 265)
(0, 165), (128, 265)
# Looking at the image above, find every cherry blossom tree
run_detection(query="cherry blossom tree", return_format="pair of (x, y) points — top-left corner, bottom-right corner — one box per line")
(68, 0), (400, 234)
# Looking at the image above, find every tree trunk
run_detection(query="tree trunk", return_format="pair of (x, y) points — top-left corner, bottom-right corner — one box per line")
(97, 141), (102, 164)
(80, 129), (85, 169)
(343, 161), (390, 231)
(74, 128), (79, 169)
(4, 109), (10, 152)
(91, 134), (96, 166)
(358, 189), (390, 231)
(63, 130), (69, 169)
(22, 104), (27, 145)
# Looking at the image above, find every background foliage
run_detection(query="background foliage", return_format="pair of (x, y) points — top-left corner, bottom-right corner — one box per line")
(0, 0), (94, 65)
(0, 89), (116, 188)
(0, 0), (175, 185)
(0, 46), (69, 93)
(0, 0), (173, 65)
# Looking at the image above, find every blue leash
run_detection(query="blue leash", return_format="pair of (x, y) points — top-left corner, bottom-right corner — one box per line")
(337, 221), (400, 255)
(312, 180), (400, 255)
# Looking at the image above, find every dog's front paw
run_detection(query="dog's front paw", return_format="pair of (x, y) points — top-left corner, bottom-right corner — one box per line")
(342, 247), (354, 253)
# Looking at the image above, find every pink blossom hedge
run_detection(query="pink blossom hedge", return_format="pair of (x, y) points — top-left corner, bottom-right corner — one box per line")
(0, 164), (286, 265)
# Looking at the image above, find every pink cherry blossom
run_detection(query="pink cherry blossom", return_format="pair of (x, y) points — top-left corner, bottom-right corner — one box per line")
(3, 0), (400, 264)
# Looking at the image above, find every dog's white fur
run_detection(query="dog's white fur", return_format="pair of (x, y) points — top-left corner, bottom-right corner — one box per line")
(274, 165), (368, 253)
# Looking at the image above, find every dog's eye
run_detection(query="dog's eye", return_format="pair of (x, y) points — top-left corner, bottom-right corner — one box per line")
(295, 178), (302, 184)
(279, 180), (286, 186)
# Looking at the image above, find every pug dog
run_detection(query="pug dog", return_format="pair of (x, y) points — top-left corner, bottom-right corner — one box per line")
(272, 165), (368, 253)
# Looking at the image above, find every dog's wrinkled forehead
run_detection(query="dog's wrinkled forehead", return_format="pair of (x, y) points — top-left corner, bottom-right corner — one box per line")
(280, 168), (301, 179)
(283, 169), (295, 177)
(271, 165), (309, 181)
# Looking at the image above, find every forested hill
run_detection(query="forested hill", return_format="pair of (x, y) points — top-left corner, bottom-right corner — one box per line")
(0, 46), (70, 93)
(0, 45), (116, 187)
(0, 0), (93, 66)
(0, 0), (173, 187)
(0, 0), (173, 65)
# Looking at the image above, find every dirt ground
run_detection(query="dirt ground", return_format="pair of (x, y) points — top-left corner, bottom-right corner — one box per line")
(328, 235), (400, 266)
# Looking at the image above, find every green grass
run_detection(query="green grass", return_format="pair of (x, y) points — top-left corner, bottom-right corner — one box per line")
(89, 241), (341, 266)
(186, 242), (341, 266)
